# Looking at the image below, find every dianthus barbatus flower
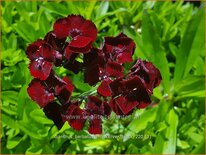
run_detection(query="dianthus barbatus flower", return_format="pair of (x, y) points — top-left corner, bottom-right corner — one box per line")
(128, 58), (162, 94)
(103, 33), (136, 64)
(26, 14), (162, 134)
(53, 15), (97, 57)
(85, 96), (111, 134)
(26, 39), (60, 80)
(109, 76), (151, 115)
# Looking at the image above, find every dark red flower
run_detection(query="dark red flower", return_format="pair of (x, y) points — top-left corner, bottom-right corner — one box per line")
(83, 48), (124, 96)
(53, 15), (97, 55)
(83, 48), (105, 85)
(109, 76), (151, 115)
(86, 96), (111, 134)
(27, 79), (54, 108)
(129, 59), (162, 94)
(26, 14), (163, 134)
(44, 31), (66, 53)
(103, 33), (136, 64)
(27, 40), (56, 80)
(44, 31), (66, 66)
(45, 72), (74, 105)
(61, 101), (86, 131)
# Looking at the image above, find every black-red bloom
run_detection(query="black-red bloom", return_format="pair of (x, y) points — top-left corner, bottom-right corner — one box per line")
(26, 14), (162, 134)
(26, 40), (57, 80)
(53, 15), (97, 57)
(109, 76), (151, 115)
(128, 59), (162, 94)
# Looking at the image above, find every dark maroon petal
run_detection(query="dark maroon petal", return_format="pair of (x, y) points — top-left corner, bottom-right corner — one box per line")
(137, 102), (150, 109)
(83, 48), (99, 66)
(86, 96), (102, 115)
(29, 60), (53, 80)
(53, 17), (71, 39)
(44, 31), (66, 52)
(102, 33), (135, 63)
(55, 76), (74, 104)
(129, 59), (162, 93)
(26, 39), (45, 60)
(109, 78), (124, 97)
(109, 99), (124, 115)
(64, 45), (74, 59)
(115, 96), (139, 115)
(100, 102), (111, 116)
(80, 19), (97, 42)
(97, 79), (112, 97)
(63, 105), (86, 131)
(39, 43), (55, 62)
(117, 51), (133, 63)
(84, 64), (100, 85)
(69, 36), (92, 53)
(54, 50), (63, 66)
(88, 117), (102, 134)
(122, 76), (151, 108)
(45, 71), (66, 88)
(43, 101), (64, 129)
(27, 79), (54, 108)
(106, 62), (124, 78)
(63, 52), (83, 74)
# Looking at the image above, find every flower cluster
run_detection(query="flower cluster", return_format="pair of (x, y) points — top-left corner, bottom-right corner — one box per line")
(26, 15), (162, 134)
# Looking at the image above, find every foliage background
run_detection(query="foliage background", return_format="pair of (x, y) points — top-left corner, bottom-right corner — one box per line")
(1, 1), (205, 154)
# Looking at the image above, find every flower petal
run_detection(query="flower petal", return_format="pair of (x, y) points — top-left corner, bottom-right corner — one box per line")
(97, 79), (112, 97)
(129, 59), (162, 93)
(102, 33), (135, 63)
(106, 62), (124, 78)
(69, 36), (92, 53)
(44, 31), (66, 52)
(109, 99), (124, 115)
(27, 79), (54, 108)
(88, 117), (102, 134)
(43, 101), (64, 129)
(86, 96), (102, 115)
(109, 78), (123, 97)
(63, 105), (86, 131)
(29, 60), (53, 80)
(55, 76), (74, 105)
(63, 52), (83, 74)
(26, 39), (45, 60)
(115, 96), (139, 115)
(39, 43), (55, 62)
(80, 19), (98, 42)
(117, 51), (133, 63)
(100, 102), (111, 116)
(84, 64), (100, 85)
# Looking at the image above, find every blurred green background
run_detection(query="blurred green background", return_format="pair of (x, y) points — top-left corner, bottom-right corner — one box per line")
(1, 1), (205, 154)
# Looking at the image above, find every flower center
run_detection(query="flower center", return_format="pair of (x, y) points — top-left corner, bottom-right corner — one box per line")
(69, 28), (82, 39)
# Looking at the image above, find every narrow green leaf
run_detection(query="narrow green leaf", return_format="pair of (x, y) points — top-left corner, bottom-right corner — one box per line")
(153, 108), (178, 154)
(174, 8), (204, 84)
(142, 11), (170, 93)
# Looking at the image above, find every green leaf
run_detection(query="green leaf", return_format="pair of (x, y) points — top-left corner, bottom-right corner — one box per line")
(42, 2), (70, 16)
(124, 107), (158, 141)
(191, 138), (205, 154)
(153, 108), (178, 154)
(96, 1), (109, 17)
(175, 75), (205, 100)
(13, 21), (37, 42)
(30, 109), (53, 125)
(6, 137), (22, 149)
(174, 8), (204, 84)
(142, 11), (170, 93)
